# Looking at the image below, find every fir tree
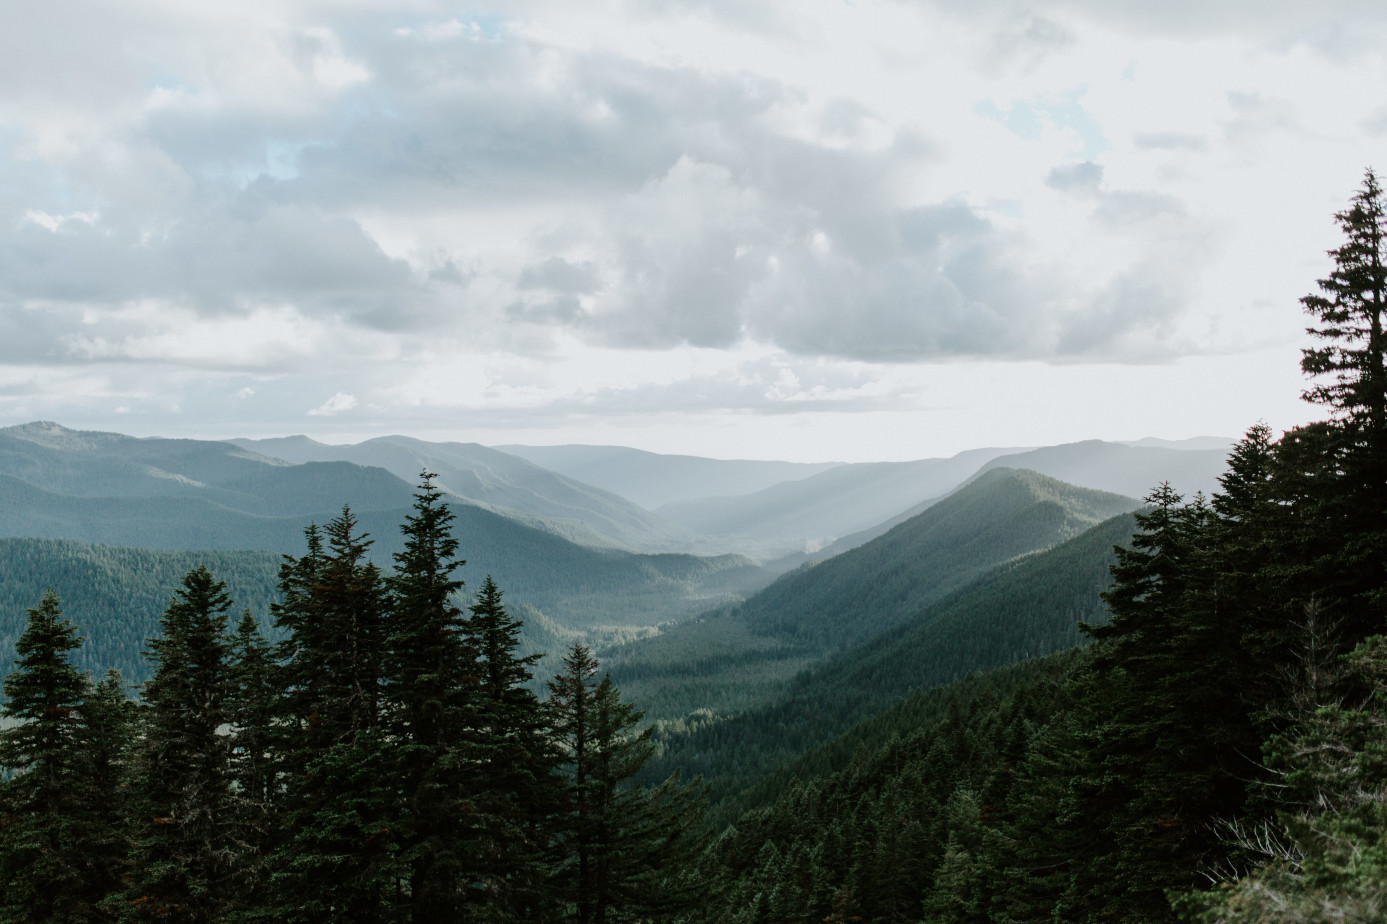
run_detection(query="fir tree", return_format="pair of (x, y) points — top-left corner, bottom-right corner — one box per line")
(381, 473), (475, 922)
(226, 609), (278, 897)
(80, 669), (137, 915)
(120, 566), (237, 923)
(0, 592), (111, 923)
(269, 509), (400, 923)
(1299, 167), (1387, 618)
(549, 644), (705, 924)
(465, 576), (564, 920)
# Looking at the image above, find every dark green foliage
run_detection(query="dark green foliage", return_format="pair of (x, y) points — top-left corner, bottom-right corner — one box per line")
(464, 576), (565, 920)
(1297, 169), (1387, 625)
(549, 645), (705, 923)
(687, 653), (1078, 924)
(382, 474), (478, 922)
(0, 538), (281, 685)
(269, 510), (400, 922)
(79, 670), (138, 913)
(226, 610), (277, 896)
(644, 512), (1134, 807)
(1174, 634), (1387, 921)
(0, 593), (124, 923)
(119, 567), (237, 923)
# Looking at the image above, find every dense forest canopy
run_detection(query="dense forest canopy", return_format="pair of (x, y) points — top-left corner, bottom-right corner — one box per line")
(3, 172), (1387, 921)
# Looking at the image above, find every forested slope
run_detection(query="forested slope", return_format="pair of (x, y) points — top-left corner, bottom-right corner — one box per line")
(0, 519), (767, 685)
(0, 539), (283, 683)
(0, 421), (414, 514)
(643, 512), (1137, 803)
(605, 469), (1136, 721)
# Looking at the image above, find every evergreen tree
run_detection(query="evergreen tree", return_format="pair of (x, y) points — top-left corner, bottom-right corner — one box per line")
(381, 473), (475, 922)
(465, 576), (564, 920)
(269, 509), (400, 923)
(549, 644), (705, 924)
(119, 566), (237, 923)
(80, 669), (137, 915)
(1299, 167), (1387, 619)
(1174, 634), (1387, 921)
(226, 609), (278, 897)
(0, 592), (112, 923)
(1048, 487), (1259, 919)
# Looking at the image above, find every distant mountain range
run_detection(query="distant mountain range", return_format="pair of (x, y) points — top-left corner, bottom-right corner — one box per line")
(0, 423), (776, 650)
(652, 449), (1015, 552)
(495, 444), (841, 510)
(230, 434), (710, 554)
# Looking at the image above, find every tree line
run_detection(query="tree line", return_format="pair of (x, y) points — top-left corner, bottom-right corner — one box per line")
(0, 476), (703, 923)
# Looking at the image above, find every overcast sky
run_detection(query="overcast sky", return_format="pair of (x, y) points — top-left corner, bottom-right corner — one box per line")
(3, 1), (1386, 461)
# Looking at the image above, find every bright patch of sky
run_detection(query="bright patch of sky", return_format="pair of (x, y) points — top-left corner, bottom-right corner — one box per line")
(1, 0), (1385, 460)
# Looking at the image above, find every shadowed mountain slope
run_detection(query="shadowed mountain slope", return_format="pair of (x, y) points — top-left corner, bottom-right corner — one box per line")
(0, 475), (764, 629)
(733, 467), (1137, 652)
(0, 421), (413, 516)
(644, 511), (1138, 805)
(231, 434), (706, 553)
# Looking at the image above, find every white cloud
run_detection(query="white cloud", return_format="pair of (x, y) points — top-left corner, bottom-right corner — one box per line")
(308, 392), (357, 416)
(0, 0), (1379, 451)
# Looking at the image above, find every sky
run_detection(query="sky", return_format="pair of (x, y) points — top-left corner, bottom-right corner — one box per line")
(3, 1), (1386, 462)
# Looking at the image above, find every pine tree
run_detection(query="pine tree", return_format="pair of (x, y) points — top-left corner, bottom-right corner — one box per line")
(80, 669), (137, 915)
(269, 509), (400, 923)
(381, 473), (475, 922)
(226, 609), (278, 897)
(548, 644), (705, 924)
(1299, 167), (1387, 619)
(120, 566), (237, 923)
(0, 592), (111, 923)
(465, 576), (564, 920)
(1058, 487), (1257, 919)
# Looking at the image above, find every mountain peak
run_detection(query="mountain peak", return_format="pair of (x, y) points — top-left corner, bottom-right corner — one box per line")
(2, 421), (128, 451)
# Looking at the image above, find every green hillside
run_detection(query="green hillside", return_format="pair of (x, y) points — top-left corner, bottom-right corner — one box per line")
(0, 421), (414, 515)
(0, 539), (284, 683)
(684, 650), (1083, 922)
(0, 511), (769, 688)
(604, 469), (1136, 721)
(643, 512), (1137, 804)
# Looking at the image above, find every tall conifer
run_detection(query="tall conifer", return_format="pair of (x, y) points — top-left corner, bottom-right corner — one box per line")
(382, 473), (475, 922)
(120, 566), (237, 923)
(0, 592), (113, 923)
(466, 576), (564, 920)
(549, 644), (704, 924)
(270, 509), (399, 923)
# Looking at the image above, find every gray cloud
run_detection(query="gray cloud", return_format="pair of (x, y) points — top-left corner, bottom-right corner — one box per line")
(1133, 131), (1209, 151)
(1046, 161), (1104, 195)
(0, 0), (1230, 389)
(518, 258), (601, 294)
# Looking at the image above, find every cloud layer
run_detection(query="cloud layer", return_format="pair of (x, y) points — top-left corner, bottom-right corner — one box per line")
(2, 0), (1385, 449)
